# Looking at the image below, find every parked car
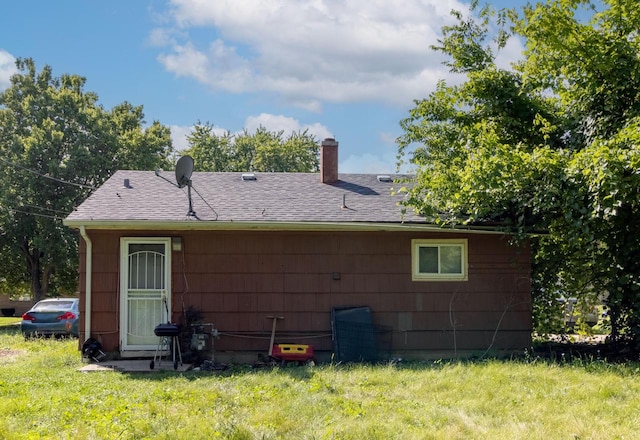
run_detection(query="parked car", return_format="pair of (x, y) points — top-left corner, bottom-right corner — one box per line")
(557, 297), (598, 329)
(21, 298), (80, 338)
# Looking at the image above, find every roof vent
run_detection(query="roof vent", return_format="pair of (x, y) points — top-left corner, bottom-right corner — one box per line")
(377, 175), (393, 183)
(241, 173), (257, 181)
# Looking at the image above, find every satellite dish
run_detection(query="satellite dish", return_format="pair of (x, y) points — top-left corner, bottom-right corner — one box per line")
(175, 155), (194, 188)
(154, 156), (197, 217)
(172, 155), (196, 216)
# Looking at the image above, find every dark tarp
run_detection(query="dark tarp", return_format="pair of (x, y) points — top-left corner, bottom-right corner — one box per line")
(331, 306), (378, 362)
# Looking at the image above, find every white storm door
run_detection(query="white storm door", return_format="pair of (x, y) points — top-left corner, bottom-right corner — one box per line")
(120, 238), (171, 351)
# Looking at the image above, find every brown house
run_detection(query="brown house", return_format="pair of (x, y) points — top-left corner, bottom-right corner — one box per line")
(64, 139), (532, 362)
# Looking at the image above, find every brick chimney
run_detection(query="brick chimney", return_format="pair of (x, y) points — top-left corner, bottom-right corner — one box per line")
(320, 138), (338, 184)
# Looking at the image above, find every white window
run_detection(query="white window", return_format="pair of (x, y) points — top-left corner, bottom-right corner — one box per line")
(412, 239), (468, 281)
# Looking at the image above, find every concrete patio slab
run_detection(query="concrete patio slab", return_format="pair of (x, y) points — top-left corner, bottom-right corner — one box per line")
(78, 359), (192, 373)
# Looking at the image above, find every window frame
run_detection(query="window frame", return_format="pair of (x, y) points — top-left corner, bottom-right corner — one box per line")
(411, 239), (468, 281)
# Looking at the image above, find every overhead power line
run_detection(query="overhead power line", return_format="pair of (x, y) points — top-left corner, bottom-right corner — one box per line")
(0, 157), (97, 190)
(1, 206), (65, 221)
(21, 204), (72, 216)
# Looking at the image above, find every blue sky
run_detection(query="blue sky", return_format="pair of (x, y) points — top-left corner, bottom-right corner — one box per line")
(0, 0), (525, 173)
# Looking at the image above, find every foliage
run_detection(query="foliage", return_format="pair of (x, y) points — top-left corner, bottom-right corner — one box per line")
(184, 122), (319, 172)
(397, 0), (640, 346)
(0, 59), (173, 302)
(0, 281), (30, 300)
(2, 331), (640, 439)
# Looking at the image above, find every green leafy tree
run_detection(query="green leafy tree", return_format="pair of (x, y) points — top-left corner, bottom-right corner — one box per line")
(398, 0), (640, 346)
(111, 102), (173, 171)
(184, 122), (234, 172)
(0, 58), (173, 302)
(184, 123), (319, 172)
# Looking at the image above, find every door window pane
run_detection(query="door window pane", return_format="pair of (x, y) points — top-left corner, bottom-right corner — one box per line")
(127, 293), (163, 345)
(128, 244), (165, 290)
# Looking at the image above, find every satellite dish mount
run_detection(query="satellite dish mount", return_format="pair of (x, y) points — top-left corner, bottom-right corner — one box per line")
(175, 155), (196, 217)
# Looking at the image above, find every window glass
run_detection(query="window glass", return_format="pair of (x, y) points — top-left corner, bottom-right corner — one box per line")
(440, 245), (462, 274)
(412, 239), (467, 281)
(418, 246), (439, 273)
(128, 243), (166, 290)
(33, 301), (75, 311)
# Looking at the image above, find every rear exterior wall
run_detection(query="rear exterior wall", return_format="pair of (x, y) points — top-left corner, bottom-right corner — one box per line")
(79, 229), (532, 360)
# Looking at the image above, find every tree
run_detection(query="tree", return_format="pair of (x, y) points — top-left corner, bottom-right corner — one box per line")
(0, 58), (173, 302)
(184, 123), (234, 172)
(397, 0), (640, 347)
(184, 122), (319, 172)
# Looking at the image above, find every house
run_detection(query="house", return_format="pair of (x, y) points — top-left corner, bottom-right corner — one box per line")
(0, 294), (31, 317)
(63, 138), (532, 362)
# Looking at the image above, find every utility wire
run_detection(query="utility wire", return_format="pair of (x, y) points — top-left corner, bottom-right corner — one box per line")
(1, 206), (65, 221)
(0, 157), (97, 190)
(21, 204), (71, 215)
(191, 184), (219, 220)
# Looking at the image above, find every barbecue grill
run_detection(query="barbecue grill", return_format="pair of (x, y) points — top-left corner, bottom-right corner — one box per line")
(150, 323), (183, 370)
(150, 296), (183, 370)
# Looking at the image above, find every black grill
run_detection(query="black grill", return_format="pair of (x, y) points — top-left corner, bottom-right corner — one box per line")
(153, 323), (181, 337)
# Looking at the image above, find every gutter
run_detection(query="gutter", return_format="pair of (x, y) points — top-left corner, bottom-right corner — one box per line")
(63, 220), (511, 235)
(79, 226), (92, 342)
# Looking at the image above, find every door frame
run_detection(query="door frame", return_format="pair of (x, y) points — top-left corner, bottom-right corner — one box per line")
(119, 237), (172, 353)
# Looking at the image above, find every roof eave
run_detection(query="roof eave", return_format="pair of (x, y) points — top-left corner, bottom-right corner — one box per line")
(63, 219), (510, 234)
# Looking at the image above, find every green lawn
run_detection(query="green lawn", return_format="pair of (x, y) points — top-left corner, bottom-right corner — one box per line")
(1, 326), (639, 439)
(0, 317), (21, 327)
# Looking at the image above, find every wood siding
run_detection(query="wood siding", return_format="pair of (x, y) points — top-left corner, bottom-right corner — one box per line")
(78, 229), (532, 359)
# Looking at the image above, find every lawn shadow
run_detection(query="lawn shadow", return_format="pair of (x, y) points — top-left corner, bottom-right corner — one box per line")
(117, 361), (318, 383)
(0, 323), (21, 335)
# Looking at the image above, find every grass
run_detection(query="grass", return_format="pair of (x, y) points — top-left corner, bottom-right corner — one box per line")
(2, 326), (640, 440)
(0, 317), (21, 327)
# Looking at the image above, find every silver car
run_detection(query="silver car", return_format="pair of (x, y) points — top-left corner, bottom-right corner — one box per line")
(21, 298), (80, 338)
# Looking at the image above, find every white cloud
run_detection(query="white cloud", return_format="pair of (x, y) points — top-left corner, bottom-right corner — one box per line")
(154, 0), (483, 108)
(158, 40), (254, 93)
(378, 131), (398, 145)
(0, 49), (17, 90)
(147, 28), (176, 48)
(339, 152), (397, 174)
(495, 36), (526, 71)
(170, 125), (193, 151)
(340, 148), (417, 174)
(244, 113), (332, 141)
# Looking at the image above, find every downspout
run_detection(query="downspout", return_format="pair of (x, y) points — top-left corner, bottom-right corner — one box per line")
(79, 226), (92, 341)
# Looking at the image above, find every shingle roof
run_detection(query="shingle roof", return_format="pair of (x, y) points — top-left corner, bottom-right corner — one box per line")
(64, 170), (425, 228)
